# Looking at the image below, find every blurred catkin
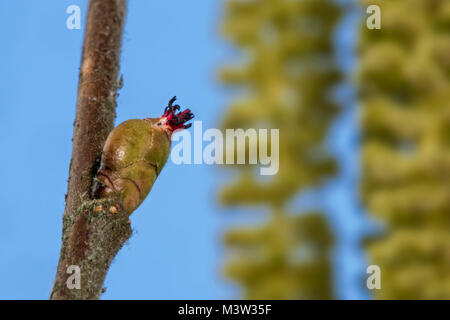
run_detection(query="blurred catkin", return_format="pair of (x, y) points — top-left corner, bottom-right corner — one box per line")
(358, 0), (450, 299)
(219, 0), (343, 299)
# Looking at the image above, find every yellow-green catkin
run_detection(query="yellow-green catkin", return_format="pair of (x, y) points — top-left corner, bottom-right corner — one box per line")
(219, 0), (343, 299)
(358, 0), (450, 299)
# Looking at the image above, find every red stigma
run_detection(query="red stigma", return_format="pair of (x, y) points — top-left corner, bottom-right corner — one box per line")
(161, 96), (194, 131)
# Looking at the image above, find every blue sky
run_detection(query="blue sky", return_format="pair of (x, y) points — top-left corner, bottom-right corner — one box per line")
(0, 0), (371, 299)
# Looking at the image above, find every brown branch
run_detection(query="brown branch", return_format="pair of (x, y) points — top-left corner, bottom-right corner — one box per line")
(50, 0), (128, 300)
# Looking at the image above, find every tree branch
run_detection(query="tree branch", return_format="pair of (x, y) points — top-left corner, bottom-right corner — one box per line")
(50, 0), (128, 300)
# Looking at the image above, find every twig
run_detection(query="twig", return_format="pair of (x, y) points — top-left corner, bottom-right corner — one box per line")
(50, 0), (128, 300)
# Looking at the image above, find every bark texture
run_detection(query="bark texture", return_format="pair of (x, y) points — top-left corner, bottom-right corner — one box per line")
(51, 0), (129, 300)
